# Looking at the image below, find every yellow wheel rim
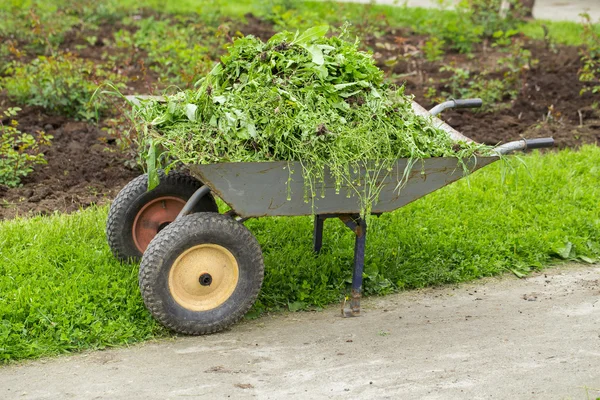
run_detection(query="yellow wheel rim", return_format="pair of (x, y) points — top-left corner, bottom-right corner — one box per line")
(168, 244), (239, 312)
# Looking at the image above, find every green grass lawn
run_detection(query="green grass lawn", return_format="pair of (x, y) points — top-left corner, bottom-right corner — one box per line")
(2, 146), (599, 363)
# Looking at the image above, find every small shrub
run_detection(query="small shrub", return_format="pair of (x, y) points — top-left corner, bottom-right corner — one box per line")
(464, 0), (526, 37)
(424, 0), (526, 54)
(579, 13), (600, 96)
(131, 17), (220, 87)
(262, 0), (316, 31)
(425, 12), (483, 54)
(0, 53), (126, 120)
(0, 108), (52, 188)
(423, 37), (445, 62)
(430, 36), (535, 111)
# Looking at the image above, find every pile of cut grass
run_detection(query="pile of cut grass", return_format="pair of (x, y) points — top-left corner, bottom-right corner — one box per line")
(1, 146), (599, 362)
(132, 26), (490, 215)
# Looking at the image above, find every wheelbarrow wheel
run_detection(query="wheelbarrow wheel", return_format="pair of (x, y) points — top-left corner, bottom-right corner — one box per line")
(106, 170), (218, 262)
(139, 213), (264, 335)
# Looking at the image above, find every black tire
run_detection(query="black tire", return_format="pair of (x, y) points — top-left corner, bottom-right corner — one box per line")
(139, 213), (264, 335)
(106, 170), (218, 262)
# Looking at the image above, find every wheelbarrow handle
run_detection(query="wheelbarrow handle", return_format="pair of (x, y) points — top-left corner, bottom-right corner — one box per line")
(493, 137), (555, 155)
(429, 98), (483, 116)
(453, 99), (483, 109)
(524, 138), (555, 149)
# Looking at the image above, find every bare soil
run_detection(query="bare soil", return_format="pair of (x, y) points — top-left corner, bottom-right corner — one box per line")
(1, 17), (597, 219)
(367, 29), (600, 148)
(0, 106), (139, 219)
(1, 263), (598, 399)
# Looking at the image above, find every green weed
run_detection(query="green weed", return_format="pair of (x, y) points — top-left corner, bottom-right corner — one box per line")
(579, 13), (600, 96)
(430, 36), (536, 111)
(423, 37), (444, 62)
(0, 53), (126, 120)
(0, 107), (52, 187)
(129, 17), (220, 88)
(464, 0), (526, 37)
(0, 207), (164, 362)
(133, 27), (490, 216)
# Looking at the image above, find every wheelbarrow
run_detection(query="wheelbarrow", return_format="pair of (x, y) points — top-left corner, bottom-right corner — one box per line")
(106, 98), (554, 335)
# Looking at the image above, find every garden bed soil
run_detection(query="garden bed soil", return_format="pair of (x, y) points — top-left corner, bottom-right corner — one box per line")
(0, 103), (139, 219)
(367, 30), (600, 148)
(1, 17), (597, 219)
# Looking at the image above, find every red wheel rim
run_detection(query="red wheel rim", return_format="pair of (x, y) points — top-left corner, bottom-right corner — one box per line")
(132, 196), (187, 253)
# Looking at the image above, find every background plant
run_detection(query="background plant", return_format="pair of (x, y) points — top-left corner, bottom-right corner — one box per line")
(465, 0), (526, 37)
(0, 108), (52, 188)
(128, 17), (224, 88)
(579, 13), (600, 96)
(420, 0), (527, 54)
(0, 53), (126, 120)
(429, 35), (536, 111)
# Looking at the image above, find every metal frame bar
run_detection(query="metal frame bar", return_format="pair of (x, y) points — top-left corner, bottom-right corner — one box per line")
(176, 185), (211, 220)
(346, 216), (366, 317)
(313, 215), (325, 253)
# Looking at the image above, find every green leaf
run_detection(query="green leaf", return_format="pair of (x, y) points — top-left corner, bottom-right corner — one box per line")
(578, 255), (596, 264)
(288, 301), (306, 312)
(291, 25), (329, 46)
(267, 31), (294, 44)
(314, 64), (328, 79)
(236, 128), (250, 140)
(184, 104), (197, 121)
(146, 141), (159, 190)
(247, 122), (257, 139)
(508, 267), (527, 278)
(333, 82), (359, 90)
(553, 241), (573, 259)
(305, 44), (324, 65)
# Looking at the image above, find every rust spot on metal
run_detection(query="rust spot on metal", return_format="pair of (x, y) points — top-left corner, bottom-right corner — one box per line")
(267, 197), (282, 210)
(342, 289), (362, 317)
(354, 225), (364, 236)
(338, 215), (351, 223)
(350, 288), (361, 315)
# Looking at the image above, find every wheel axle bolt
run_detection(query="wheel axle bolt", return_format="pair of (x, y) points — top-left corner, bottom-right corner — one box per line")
(199, 273), (213, 286)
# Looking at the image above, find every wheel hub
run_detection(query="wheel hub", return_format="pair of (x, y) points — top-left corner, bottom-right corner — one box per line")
(199, 273), (213, 286)
(132, 196), (186, 253)
(168, 244), (239, 311)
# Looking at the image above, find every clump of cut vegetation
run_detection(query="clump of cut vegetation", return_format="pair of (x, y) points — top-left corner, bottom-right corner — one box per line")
(0, 108), (52, 188)
(1, 53), (126, 120)
(131, 27), (491, 215)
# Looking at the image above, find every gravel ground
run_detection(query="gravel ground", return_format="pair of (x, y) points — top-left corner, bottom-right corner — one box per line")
(1, 263), (599, 399)
(339, 0), (600, 22)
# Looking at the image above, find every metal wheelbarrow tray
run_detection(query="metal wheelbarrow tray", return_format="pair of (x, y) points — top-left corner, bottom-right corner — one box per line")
(106, 98), (554, 335)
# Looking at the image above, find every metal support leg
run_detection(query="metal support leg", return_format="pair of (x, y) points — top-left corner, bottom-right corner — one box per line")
(313, 215), (324, 253)
(341, 216), (366, 317)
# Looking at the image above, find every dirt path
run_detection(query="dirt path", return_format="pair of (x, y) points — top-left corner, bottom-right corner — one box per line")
(346, 0), (600, 21)
(1, 264), (599, 399)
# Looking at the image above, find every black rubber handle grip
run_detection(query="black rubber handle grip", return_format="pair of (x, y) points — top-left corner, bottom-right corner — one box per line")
(453, 98), (483, 109)
(525, 138), (554, 149)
